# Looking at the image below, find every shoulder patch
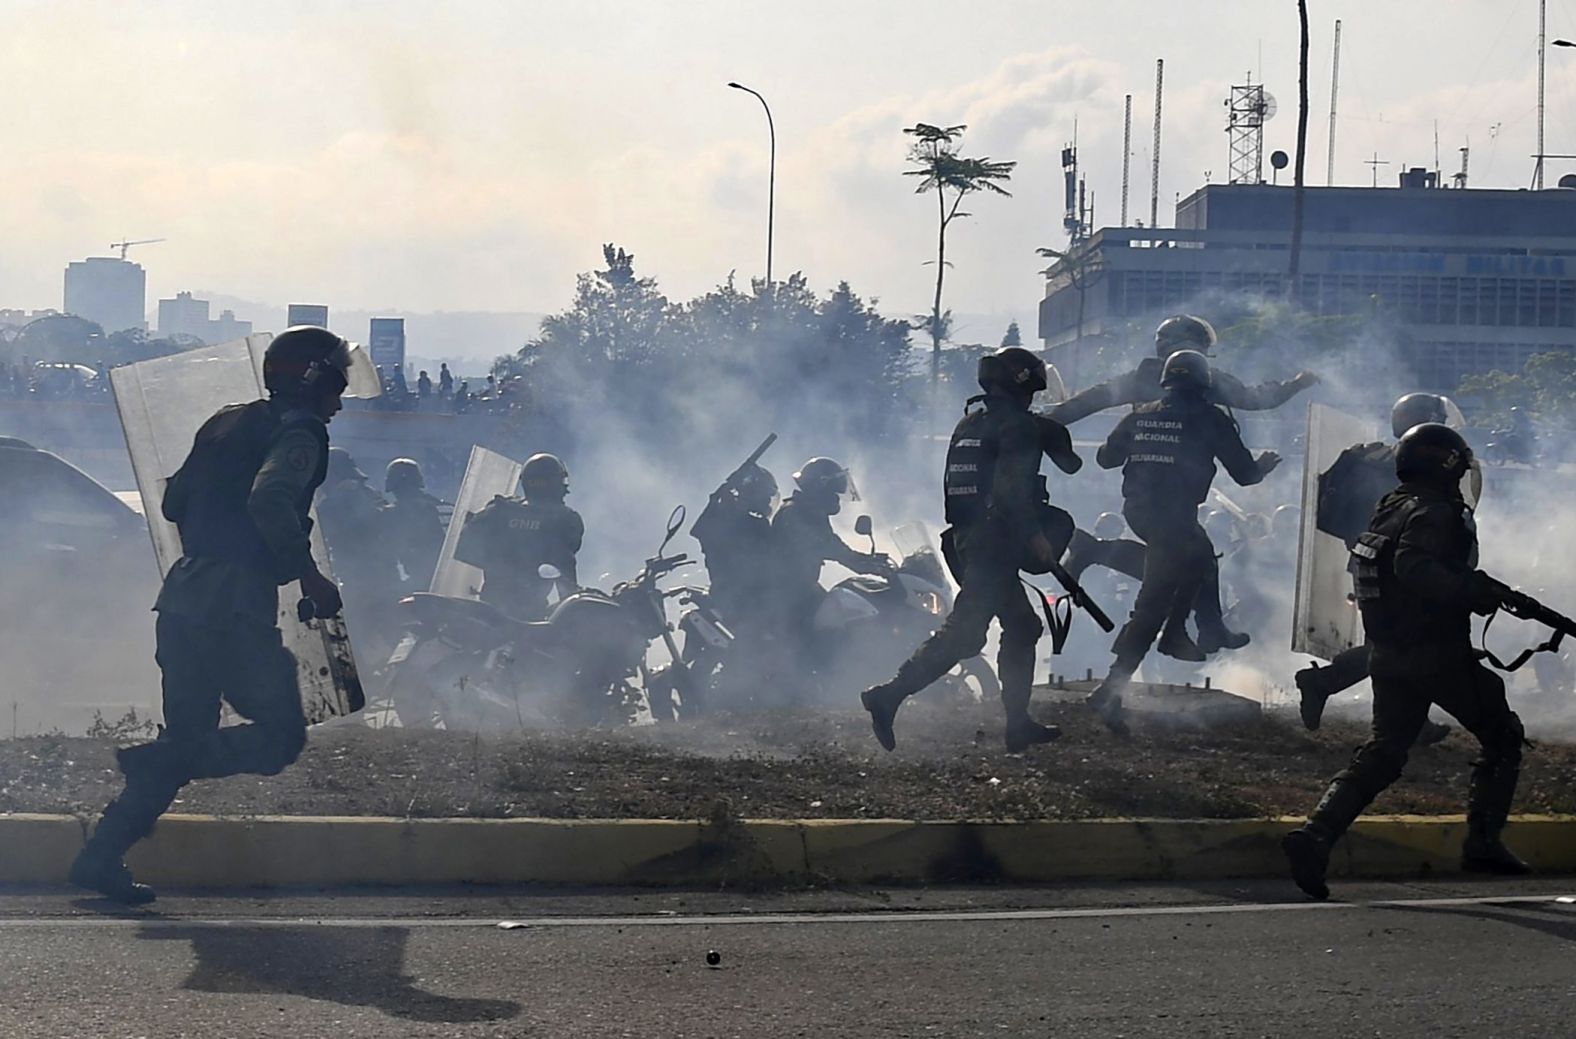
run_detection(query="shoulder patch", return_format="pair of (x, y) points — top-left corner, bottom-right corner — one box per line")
(286, 445), (312, 472)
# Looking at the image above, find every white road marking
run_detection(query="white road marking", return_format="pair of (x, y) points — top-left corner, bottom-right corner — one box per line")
(0, 893), (1567, 929)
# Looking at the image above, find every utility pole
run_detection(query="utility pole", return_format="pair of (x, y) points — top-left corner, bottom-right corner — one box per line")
(1151, 59), (1164, 232)
(1366, 153), (1389, 188)
(1120, 94), (1133, 226)
(1327, 19), (1342, 185)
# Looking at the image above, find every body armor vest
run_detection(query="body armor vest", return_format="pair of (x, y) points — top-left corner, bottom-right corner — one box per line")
(162, 400), (328, 583)
(1352, 487), (1477, 653)
(943, 404), (995, 528)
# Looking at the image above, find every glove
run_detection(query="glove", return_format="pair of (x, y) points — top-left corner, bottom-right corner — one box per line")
(1466, 571), (1504, 616)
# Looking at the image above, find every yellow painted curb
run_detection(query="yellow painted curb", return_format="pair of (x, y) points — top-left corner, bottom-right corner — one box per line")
(3, 814), (1574, 889)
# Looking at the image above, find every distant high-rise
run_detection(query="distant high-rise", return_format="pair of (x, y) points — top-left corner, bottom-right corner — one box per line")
(287, 303), (329, 328)
(368, 317), (407, 371)
(63, 257), (146, 334)
(157, 291), (253, 344)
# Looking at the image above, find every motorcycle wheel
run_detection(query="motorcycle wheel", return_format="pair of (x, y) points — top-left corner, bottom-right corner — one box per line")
(956, 656), (1001, 702)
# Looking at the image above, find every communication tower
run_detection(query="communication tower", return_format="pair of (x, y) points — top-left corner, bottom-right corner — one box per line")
(1225, 80), (1277, 185)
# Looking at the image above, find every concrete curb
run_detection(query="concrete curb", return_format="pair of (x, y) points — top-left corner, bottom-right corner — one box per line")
(3, 813), (1574, 889)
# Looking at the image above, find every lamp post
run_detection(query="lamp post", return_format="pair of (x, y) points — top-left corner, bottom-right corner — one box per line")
(728, 81), (775, 287)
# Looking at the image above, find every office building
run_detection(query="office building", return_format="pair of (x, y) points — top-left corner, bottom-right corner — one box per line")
(63, 257), (146, 334)
(1038, 172), (1576, 393)
(156, 291), (253, 344)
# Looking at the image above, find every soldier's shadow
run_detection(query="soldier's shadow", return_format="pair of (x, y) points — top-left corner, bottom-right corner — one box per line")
(1372, 901), (1576, 945)
(138, 924), (521, 1024)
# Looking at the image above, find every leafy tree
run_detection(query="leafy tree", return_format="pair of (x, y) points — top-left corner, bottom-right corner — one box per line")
(507, 245), (919, 446)
(1000, 321), (1021, 348)
(903, 123), (1015, 381)
(1459, 351), (1576, 428)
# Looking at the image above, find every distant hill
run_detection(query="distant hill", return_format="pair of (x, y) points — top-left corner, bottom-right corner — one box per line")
(193, 292), (546, 365)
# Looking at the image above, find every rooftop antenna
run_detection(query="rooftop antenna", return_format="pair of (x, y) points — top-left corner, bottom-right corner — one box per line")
(1535, 0), (1549, 188)
(1434, 120), (1441, 182)
(1365, 152), (1390, 188)
(1151, 58), (1164, 231)
(1455, 143), (1470, 189)
(1327, 19), (1341, 185)
(108, 238), (165, 261)
(1120, 94), (1133, 226)
(1062, 122), (1083, 243)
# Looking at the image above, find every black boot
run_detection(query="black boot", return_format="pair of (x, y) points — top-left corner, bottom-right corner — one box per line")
(68, 844), (156, 905)
(69, 770), (183, 905)
(1284, 776), (1375, 900)
(1281, 829), (1332, 901)
(1004, 717), (1061, 753)
(1087, 668), (1132, 736)
(860, 682), (907, 752)
(1294, 665), (1334, 731)
(1196, 623), (1250, 655)
(1462, 762), (1530, 875)
(1417, 719), (1453, 748)
(1158, 628), (1207, 663)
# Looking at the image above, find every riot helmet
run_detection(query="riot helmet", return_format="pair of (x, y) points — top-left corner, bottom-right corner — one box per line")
(734, 463), (779, 516)
(1389, 393), (1450, 440)
(1154, 314), (1217, 357)
(384, 457), (424, 495)
(793, 457), (858, 514)
(519, 452), (569, 500)
(1395, 423), (1473, 485)
(326, 446), (367, 484)
(263, 326), (381, 401)
(977, 346), (1049, 397)
(1160, 349), (1212, 394)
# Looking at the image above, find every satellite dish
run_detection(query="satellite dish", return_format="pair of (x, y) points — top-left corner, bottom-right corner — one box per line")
(1559, 173), (1576, 189)
(1271, 150), (1290, 170)
(1260, 92), (1278, 121)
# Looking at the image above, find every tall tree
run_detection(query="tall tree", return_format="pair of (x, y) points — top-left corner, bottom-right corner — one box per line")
(1289, 0), (1311, 301)
(1000, 321), (1022, 348)
(903, 123), (1016, 381)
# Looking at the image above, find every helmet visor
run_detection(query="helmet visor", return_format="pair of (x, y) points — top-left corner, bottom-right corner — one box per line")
(333, 340), (383, 399)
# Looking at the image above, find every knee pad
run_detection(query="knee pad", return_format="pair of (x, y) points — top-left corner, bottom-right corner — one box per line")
(1482, 712), (1526, 770)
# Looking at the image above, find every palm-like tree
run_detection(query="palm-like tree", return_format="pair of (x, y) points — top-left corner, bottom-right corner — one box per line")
(904, 123), (1015, 380)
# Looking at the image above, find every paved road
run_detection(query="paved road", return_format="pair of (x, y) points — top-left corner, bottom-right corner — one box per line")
(3, 877), (1575, 1037)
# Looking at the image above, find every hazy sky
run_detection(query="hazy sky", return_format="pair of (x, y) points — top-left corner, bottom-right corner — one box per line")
(4, 1), (1574, 342)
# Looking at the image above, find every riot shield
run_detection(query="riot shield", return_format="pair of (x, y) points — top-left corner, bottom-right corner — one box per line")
(1291, 402), (1377, 660)
(428, 445), (524, 599)
(111, 335), (364, 722)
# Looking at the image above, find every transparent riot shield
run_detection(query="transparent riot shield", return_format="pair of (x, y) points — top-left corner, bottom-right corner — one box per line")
(1292, 402), (1377, 660)
(428, 445), (524, 599)
(111, 335), (364, 722)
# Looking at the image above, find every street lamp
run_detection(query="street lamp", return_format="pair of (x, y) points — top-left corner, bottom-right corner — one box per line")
(728, 81), (775, 288)
(1555, 39), (1576, 47)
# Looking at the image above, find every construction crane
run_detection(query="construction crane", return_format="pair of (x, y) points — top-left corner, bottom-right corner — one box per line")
(108, 238), (165, 261)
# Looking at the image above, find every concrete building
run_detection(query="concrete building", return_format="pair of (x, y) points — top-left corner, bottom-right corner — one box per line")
(156, 291), (252, 344)
(1038, 172), (1576, 394)
(63, 258), (146, 334)
(287, 303), (329, 328)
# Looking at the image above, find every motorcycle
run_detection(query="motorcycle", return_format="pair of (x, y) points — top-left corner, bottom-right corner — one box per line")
(384, 506), (696, 729)
(809, 517), (1000, 702)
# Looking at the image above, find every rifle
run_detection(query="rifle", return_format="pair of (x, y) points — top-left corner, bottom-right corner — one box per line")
(1046, 561), (1116, 633)
(712, 433), (778, 499)
(1479, 575), (1576, 671)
